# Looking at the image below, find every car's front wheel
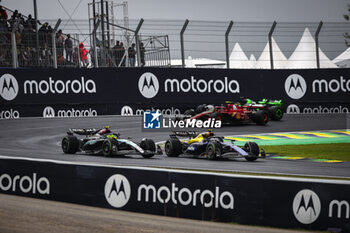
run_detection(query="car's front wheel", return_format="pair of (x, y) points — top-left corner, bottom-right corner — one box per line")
(206, 141), (222, 160)
(102, 138), (116, 157)
(140, 139), (156, 158)
(244, 141), (259, 161)
(165, 139), (182, 157)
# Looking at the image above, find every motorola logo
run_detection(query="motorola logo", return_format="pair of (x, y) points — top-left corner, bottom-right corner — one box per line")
(121, 106), (133, 116)
(138, 72), (159, 99)
(285, 74), (307, 100)
(0, 74), (19, 101)
(104, 174), (131, 208)
(286, 104), (300, 114)
(43, 106), (55, 118)
(293, 189), (321, 224)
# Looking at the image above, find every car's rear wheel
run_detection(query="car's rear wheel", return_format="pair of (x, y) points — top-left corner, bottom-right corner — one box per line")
(269, 106), (283, 121)
(140, 139), (156, 158)
(184, 109), (196, 117)
(206, 141), (221, 160)
(253, 110), (269, 125)
(210, 112), (223, 121)
(62, 136), (79, 154)
(102, 138), (116, 157)
(244, 141), (259, 161)
(196, 104), (206, 113)
(165, 139), (182, 157)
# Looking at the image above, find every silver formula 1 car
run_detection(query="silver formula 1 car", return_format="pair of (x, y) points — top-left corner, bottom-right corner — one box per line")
(61, 126), (157, 158)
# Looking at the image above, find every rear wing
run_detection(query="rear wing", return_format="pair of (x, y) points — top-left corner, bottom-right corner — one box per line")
(170, 131), (198, 139)
(68, 128), (97, 136)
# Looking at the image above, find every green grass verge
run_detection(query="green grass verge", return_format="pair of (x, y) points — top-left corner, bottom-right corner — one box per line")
(263, 143), (350, 161)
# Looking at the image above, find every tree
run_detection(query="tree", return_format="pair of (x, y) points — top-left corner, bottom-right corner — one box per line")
(344, 4), (350, 47)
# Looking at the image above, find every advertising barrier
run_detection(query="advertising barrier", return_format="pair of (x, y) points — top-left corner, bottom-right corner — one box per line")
(0, 156), (349, 232)
(0, 68), (349, 117)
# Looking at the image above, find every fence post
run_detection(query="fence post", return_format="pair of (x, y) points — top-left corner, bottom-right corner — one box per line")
(51, 19), (62, 69)
(315, 21), (323, 69)
(180, 19), (189, 68)
(225, 21), (234, 69)
(92, 19), (100, 68)
(11, 20), (20, 68)
(135, 18), (144, 67)
(268, 21), (277, 69)
(77, 34), (81, 68)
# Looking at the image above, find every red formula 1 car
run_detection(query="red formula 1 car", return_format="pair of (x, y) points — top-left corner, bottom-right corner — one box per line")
(188, 102), (269, 125)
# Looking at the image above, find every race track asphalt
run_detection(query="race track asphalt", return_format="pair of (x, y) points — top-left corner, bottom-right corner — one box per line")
(0, 114), (349, 178)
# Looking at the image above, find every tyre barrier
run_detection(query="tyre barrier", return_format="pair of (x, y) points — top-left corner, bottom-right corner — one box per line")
(0, 156), (349, 232)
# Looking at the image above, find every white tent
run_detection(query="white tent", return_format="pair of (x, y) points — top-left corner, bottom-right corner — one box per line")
(332, 46), (350, 68)
(285, 27), (337, 69)
(249, 54), (257, 67)
(229, 43), (253, 69)
(254, 37), (287, 69)
(185, 56), (196, 68)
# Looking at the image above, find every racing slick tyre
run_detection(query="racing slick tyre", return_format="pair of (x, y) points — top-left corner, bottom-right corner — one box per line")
(206, 141), (222, 160)
(184, 109), (196, 117)
(268, 106), (283, 121)
(140, 139), (156, 158)
(102, 138), (117, 157)
(210, 112), (223, 122)
(165, 139), (182, 157)
(244, 141), (259, 161)
(62, 136), (79, 154)
(253, 110), (269, 125)
(196, 104), (206, 114)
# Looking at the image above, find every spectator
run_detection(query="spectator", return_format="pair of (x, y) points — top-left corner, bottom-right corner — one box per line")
(112, 40), (120, 66)
(39, 22), (49, 46)
(56, 29), (64, 57)
(139, 42), (145, 67)
(0, 6), (8, 33)
(25, 14), (35, 29)
(65, 34), (73, 63)
(40, 43), (52, 67)
(128, 43), (136, 67)
(0, 6), (8, 21)
(79, 42), (88, 67)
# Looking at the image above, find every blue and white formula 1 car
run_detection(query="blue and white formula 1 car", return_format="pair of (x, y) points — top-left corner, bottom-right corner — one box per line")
(165, 131), (265, 161)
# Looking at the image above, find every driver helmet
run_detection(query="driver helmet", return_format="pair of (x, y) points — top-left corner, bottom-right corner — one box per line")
(98, 128), (110, 135)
